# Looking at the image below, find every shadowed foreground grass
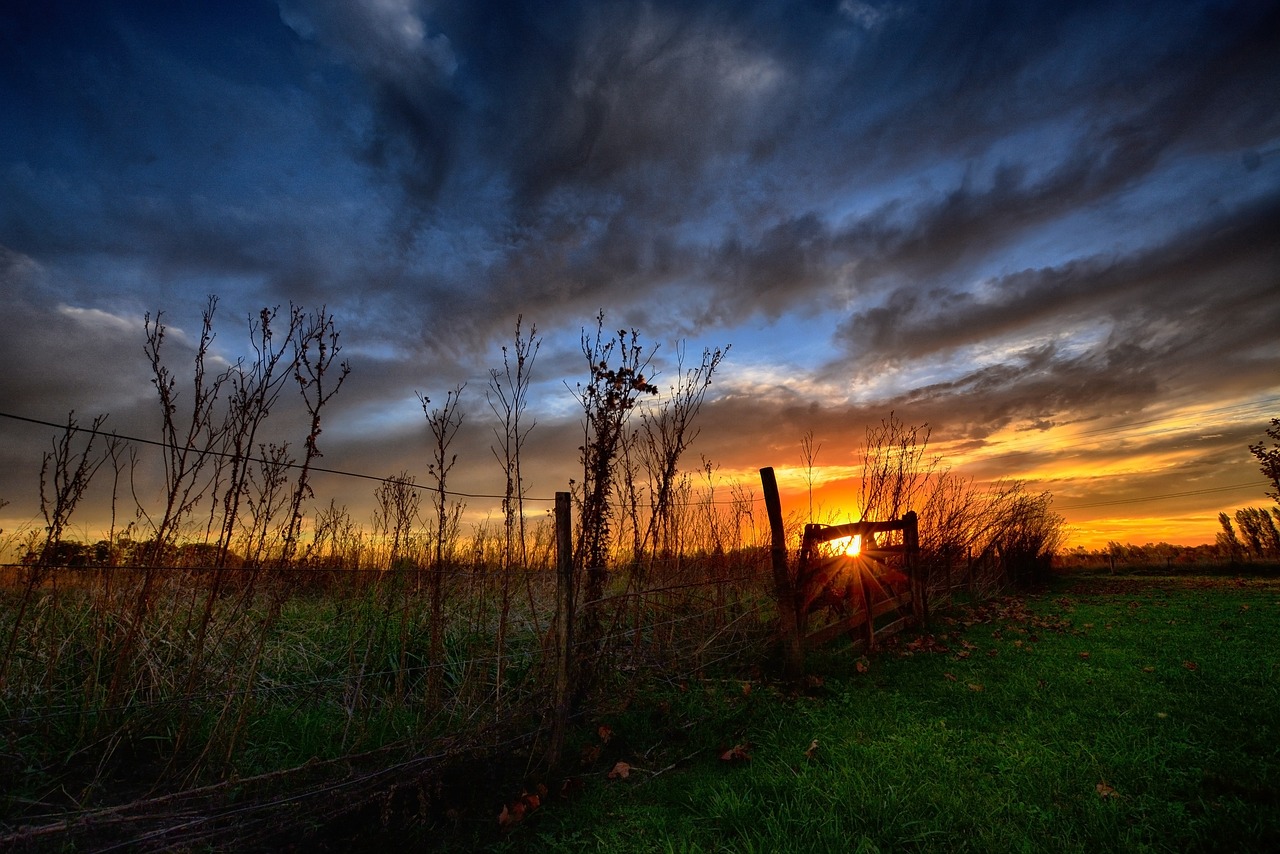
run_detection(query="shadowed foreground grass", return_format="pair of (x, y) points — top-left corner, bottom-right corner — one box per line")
(438, 574), (1280, 852)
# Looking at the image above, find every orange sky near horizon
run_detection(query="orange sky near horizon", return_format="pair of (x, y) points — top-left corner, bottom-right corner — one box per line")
(748, 392), (1278, 552)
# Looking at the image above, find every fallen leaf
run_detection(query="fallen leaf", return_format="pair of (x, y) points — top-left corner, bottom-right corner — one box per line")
(598, 725), (614, 744)
(1096, 781), (1118, 799)
(498, 800), (527, 829)
(721, 743), (752, 762)
(804, 739), (819, 760)
(1078, 651), (1091, 659)
(1182, 660), (1199, 671)
(944, 672), (958, 682)
(580, 744), (601, 765)
(855, 657), (870, 674)
(741, 681), (753, 696)
(1142, 665), (1155, 672)
(967, 683), (984, 692)
(608, 760), (631, 780)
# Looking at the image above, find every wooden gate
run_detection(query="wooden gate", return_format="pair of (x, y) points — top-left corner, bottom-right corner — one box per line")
(795, 513), (922, 652)
(760, 466), (925, 677)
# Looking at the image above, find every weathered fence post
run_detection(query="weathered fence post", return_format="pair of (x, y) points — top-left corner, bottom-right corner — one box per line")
(760, 467), (803, 679)
(903, 510), (925, 624)
(546, 491), (573, 768)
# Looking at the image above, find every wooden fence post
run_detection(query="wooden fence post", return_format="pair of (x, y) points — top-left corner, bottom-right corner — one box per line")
(760, 467), (803, 680)
(546, 491), (573, 769)
(903, 510), (925, 624)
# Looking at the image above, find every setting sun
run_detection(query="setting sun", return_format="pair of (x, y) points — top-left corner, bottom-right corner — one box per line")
(826, 534), (863, 556)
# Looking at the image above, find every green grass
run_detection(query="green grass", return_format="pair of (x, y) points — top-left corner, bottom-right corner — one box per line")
(447, 575), (1280, 853)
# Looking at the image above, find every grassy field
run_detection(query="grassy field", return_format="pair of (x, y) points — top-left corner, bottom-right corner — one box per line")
(431, 573), (1280, 852)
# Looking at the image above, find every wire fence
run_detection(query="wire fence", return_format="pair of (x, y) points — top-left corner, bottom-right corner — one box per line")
(0, 409), (766, 512)
(0, 540), (777, 850)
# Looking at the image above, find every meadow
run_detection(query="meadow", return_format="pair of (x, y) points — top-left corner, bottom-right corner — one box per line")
(428, 571), (1280, 853)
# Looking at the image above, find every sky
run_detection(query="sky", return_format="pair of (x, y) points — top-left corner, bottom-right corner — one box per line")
(1, 0), (1278, 553)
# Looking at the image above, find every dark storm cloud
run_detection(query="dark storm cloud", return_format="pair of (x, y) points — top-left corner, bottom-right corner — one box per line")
(833, 191), (1280, 368)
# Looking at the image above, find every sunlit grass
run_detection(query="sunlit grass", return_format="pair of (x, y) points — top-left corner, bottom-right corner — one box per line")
(464, 574), (1280, 853)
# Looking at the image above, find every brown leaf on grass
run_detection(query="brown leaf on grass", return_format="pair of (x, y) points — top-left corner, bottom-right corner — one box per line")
(498, 803), (521, 829)
(597, 725), (613, 744)
(954, 651), (971, 660)
(804, 739), (820, 760)
(1142, 666), (1155, 673)
(1078, 651), (1091, 659)
(906, 634), (949, 654)
(498, 790), (543, 830)
(967, 683), (984, 692)
(741, 681), (753, 696)
(855, 657), (870, 674)
(721, 744), (752, 762)
(608, 761), (631, 780)
(1096, 781), (1118, 798)
(944, 672), (958, 682)
(580, 744), (601, 765)
(1182, 660), (1199, 671)
(804, 674), (825, 690)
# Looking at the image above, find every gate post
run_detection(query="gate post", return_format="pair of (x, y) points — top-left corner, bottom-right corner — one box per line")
(903, 510), (925, 624)
(760, 467), (803, 679)
(546, 491), (574, 768)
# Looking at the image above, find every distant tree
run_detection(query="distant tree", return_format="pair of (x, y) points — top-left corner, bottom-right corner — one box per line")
(1249, 418), (1280, 504)
(1235, 507), (1280, 558)
(1216, 512), (1244, 562)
